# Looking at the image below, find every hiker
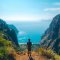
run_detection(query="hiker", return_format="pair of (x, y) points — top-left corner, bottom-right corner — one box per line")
(27, 39), (32, 56)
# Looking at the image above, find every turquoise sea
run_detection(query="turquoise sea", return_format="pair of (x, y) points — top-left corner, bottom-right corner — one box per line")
(7, 20), (51, 44)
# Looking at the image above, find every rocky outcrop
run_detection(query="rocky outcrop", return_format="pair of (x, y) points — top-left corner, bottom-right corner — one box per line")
(0, 19), (19, 46)
(40, 14), (60, 54)
(8, 24), (18, 34)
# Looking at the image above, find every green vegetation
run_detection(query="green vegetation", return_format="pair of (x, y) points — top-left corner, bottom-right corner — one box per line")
(0, 19), (19, 60)
(38, 48), (60, 60)
(0, 32), (16, 60)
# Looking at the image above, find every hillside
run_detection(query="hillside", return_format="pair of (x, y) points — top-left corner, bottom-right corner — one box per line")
(0, 19), (19, 60)
(40, 14), (60, 55)
(8, 24), (18, 34)
(0, 32), (16, 60)
(0, 19), (19, 46)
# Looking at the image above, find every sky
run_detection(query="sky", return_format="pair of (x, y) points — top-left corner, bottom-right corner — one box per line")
(1, 0), (60, 44)
(0, 0), (60, 22)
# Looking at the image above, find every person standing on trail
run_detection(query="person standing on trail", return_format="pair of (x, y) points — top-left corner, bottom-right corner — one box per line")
(27, 39), (32, 56)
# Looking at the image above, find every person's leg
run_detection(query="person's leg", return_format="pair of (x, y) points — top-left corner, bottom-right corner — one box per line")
(28, 51), (29, 56)
(29, 51), (31, 57)
(28, 51), (31, 56)
(28, 51), (30, 57)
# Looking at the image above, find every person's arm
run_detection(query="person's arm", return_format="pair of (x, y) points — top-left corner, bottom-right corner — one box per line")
(31, 42), (32, 46)
(27, 42), (28, 48)
(30, 42), (32, 48)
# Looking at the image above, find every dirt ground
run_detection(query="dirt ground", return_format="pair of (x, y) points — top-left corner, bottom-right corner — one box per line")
(16, 52), (47, 60)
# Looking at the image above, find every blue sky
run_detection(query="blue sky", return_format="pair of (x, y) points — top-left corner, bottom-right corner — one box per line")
(0, 0), (60, 21)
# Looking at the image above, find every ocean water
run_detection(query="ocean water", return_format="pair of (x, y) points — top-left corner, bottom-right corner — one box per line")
(7, 20), (51, 44)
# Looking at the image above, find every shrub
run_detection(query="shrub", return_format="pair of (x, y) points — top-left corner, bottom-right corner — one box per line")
(38, 48), (60, 60)
(0, 34), (16, 60)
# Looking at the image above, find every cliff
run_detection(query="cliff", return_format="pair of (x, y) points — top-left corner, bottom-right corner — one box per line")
(0, 19), (19, 46)
(40, 14), (60, 54)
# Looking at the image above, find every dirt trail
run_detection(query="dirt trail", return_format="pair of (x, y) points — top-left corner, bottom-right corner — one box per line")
(16, 52), (47, 60)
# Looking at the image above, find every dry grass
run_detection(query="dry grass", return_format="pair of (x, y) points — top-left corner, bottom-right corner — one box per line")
(38, 48), (60, 60)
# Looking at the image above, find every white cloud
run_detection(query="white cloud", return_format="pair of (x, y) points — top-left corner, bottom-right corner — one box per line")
(0, 14), (52, 22)
(19, 43), (26, 44)
(0, 14), (42, 22)
(19, 37), (26, 40)
(53, 2), (60, 6)
(0, 12), (58, 22)
(44, 8), (60, 11)
(18, 31), (27, 35)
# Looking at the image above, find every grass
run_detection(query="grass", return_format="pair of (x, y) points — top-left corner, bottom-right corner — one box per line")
(38, 48), (60, 60)
(0, 32), (16, 60)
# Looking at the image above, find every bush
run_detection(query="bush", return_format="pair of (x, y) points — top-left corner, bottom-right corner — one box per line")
(0, 34), (16, 60)
(38, 48), (60, 60)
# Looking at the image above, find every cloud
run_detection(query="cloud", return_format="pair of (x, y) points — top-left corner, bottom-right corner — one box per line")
(19, 37), (26, 40)
(19, 43), (26, 44)
(44, 8), (60, 11)
(53, 2), (60, 6)
(0, 14), (53, 22)
(0, 14), (42, 22)
(18, 31), (27, 35)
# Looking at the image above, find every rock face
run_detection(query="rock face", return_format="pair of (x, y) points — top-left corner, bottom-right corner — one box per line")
(40, 14), (60, 54)
(0, 19), (19, 46)
(8, 24), (18, 34)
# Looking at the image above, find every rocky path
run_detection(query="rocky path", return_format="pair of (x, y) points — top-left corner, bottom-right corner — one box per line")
(16, 52), (47, 60)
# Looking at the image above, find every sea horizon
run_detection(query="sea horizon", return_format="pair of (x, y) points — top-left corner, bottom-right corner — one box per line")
(6, 20), (51, 44)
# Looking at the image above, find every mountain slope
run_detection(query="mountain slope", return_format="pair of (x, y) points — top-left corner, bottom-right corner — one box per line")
(8, 24), (18, 34)
(40, 14), (60, 54)
(0, 19), (19, 46)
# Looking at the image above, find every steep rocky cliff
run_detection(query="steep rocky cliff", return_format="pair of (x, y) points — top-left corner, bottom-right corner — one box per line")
(0, 19), (19, 46)
(40, 14), (60, 54)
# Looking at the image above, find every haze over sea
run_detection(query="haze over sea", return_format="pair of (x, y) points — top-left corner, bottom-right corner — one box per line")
(1, 0), (60, 44)
(7, 20), (51, 44)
